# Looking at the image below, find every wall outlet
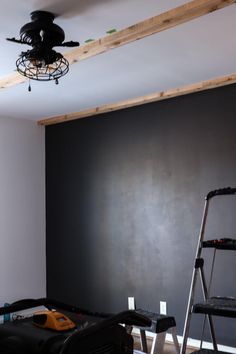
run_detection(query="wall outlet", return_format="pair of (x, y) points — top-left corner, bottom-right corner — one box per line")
(160, 301), (167, 315)
(128, 297), (135, 310)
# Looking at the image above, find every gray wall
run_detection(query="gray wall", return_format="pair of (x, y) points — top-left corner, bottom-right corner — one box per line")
(0, 117), (46, 307)
(46, 84), (236, 346)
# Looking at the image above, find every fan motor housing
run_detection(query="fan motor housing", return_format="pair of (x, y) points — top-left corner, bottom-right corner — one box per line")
(20, 11), (65, 49)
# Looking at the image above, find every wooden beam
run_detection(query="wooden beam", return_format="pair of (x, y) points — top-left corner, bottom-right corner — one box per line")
(1, 0), (235, 90)
(0, 72), (26, 89)
(38, 72), (236, 125)
(64, 0), (236, 64)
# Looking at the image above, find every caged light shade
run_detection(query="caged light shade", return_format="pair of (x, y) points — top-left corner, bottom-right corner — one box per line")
(16, 49), (69, 83)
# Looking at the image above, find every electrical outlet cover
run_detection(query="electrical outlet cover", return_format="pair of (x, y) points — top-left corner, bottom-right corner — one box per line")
(128, 297), (135, 310)
(160, 301), (167, 315)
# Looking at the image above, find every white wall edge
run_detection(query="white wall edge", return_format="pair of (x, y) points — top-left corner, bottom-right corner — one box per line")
(132, 327), (236, 353)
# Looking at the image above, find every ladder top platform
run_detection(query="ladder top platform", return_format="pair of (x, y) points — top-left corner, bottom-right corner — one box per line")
(202, 238), (236, 250)
(193, 297), (236, 318)
(191, 350), (227, 354)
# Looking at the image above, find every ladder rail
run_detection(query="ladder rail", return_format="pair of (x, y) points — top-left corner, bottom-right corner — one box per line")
(199, 249), (217, 349)
(199, 265), (217, 350)
(181, 198), (210, 354)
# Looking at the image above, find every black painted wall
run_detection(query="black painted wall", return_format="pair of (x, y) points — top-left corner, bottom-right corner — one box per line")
(46, 84), (236, 346)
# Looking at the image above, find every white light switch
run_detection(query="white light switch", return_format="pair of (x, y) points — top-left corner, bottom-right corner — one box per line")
(160, 301), (167, 315)
(128, 297), (135, 310)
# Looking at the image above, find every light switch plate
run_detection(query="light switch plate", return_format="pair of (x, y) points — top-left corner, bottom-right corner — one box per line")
(128, 297), (135, 310)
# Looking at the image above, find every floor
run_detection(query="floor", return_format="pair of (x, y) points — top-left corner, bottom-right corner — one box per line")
(133, 335), (196, 354)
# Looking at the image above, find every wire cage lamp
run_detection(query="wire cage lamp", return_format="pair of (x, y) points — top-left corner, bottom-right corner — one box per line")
(16, 49), (69, 84)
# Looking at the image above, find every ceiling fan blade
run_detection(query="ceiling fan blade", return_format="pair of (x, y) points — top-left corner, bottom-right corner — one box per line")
(60, 41), (80, 47)
(6, 37), (27, 45)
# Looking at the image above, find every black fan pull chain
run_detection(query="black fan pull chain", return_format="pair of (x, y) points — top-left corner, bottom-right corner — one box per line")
(28, 79), (31, 92)
(55, 78), (59, 85)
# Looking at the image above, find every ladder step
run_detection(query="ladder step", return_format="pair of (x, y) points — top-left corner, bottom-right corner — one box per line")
(202, 238), (236, 250)
(134, 309), (176, 333)
(193, 297), (236, 317)
(191, 350), (227, 354)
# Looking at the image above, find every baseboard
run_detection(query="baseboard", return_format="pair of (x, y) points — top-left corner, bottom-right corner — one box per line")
(132, 328), (236, 353)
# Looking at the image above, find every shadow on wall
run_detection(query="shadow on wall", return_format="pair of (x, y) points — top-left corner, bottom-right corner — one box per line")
(34, 0), (120, 18)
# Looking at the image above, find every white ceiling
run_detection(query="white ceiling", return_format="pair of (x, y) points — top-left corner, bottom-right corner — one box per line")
(0, 0), (236, 121)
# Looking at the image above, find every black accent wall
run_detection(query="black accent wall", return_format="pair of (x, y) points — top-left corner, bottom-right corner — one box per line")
(46, 84), (236, 346)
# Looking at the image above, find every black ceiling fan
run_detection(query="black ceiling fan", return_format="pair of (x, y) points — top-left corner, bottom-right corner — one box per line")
(7, 10), (80, 87)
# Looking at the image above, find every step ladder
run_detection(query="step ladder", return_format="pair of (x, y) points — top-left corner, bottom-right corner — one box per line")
(129, 309), (180, 354)
(180, 187), (236, 354)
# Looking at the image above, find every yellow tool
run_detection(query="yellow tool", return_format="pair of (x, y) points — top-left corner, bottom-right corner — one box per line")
(33, 310), (76, 331)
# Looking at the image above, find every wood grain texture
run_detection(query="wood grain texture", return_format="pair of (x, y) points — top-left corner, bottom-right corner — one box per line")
(64, 0), (236, 64)
(1, 0), (235, 90)
(38, 72), (236, 125)
(0, 72), (26, 89)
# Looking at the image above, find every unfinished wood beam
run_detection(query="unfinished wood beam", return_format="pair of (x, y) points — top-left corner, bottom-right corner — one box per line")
(1, 0), (235, 90)
(0, 72), (27, 89)
(64, 0), (236, 64)
(38, 72), (236, 125)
